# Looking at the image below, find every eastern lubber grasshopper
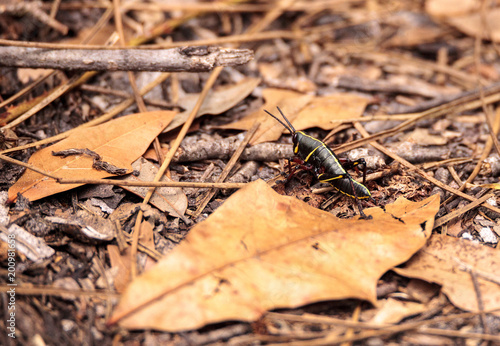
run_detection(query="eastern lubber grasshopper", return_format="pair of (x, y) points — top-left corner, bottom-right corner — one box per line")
(265, 107), (372, 219)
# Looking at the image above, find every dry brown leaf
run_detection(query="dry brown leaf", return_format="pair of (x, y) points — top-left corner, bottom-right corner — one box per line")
(62, 23), (131, 45)
(108, 180), (439, 332)
(164, 77), (261, 133)
(108, 245), (131, 293)
(121, 157), (187, 218)
(403, 128), (448, 146)
(218, 88), (313, 145)
(383, 27), (448, 48)
(446, 8), (500, 42)
(293, 94), (369, 130)
(369, 298), (428, 325)
(406, 279), (440, 303)
(17, 69), (52, 84)
(219, 90), (368, 144)
(426, 0), (479, 18)
(395, 234), (500, 315)
(8, 111), (177, 202)
(259, 62), (317, 93)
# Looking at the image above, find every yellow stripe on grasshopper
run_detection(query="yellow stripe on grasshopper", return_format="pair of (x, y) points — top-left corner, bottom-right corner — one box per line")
(305, 145), (321, 162)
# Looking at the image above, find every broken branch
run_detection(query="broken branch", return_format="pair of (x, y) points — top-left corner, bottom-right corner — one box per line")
(0, 46), (253, 72)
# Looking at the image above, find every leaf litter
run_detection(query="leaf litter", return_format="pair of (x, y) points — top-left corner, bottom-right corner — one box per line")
(109, 179), (439, 331)
(3, 1), (500, 344)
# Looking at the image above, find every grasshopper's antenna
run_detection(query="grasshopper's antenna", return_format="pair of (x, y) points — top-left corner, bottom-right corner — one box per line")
(264, 109), (294, 134)
(276, 107), (296, 133)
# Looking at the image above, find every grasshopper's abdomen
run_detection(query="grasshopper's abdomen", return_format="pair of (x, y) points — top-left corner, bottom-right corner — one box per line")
(328, 178), (371, 199)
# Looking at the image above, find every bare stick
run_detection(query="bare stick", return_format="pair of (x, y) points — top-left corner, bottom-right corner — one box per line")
(0, 46), (253, 72)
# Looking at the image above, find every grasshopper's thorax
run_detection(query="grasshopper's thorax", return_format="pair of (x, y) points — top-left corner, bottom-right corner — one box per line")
(294, 131), (324, 161)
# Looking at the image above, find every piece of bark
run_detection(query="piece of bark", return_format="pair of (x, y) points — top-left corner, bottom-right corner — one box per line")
(0, 46), (253, 72)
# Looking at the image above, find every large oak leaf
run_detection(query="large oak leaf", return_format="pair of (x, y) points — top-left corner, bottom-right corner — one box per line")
(109, 180), (439, 332)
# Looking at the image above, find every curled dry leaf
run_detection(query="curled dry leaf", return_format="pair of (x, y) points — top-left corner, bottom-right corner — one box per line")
(395, 233), (500, 315)
(121, 157), (187, 218)
(8, 111), (177, 203)
(108, 180), (439, 332)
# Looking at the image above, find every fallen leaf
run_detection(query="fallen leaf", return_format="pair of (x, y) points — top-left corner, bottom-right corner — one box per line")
(426, 0), (479, 18)
(121, 157), (187, 218)
(46, 209), (115, 241)
(17, 69), (52, 84)
(219, 90), (369, 144)
(293, 94), (369, 130)
(109, 180), (439, 332)
(8, 111), (177, 203)
(406, 279), (440, 303)
(370, 298), (428, 324)
(108, 245), (131, 293)
(395, 233), (500, 315)
(259, 62), (317, 93)
(164, 77), (261, 133)
(403, 128), (448, 146)
(218, 88), (314, 144)
(446, 8), (500, 42)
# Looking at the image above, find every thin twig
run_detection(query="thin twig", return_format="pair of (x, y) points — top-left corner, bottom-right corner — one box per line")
(433, 193), (494, 229)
